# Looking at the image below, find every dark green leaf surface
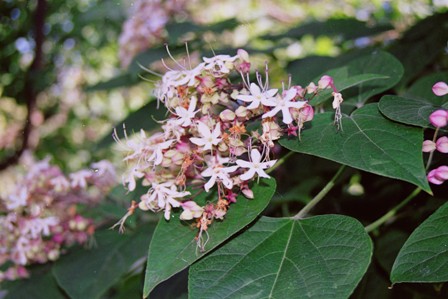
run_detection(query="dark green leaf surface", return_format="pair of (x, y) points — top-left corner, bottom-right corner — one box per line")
(4, 271), (66, 299)
(391, 202), (448, 283)
(53, 227), (153, 299)
(279, 104), (431, 193)
(143, 179), (276, 298)
(379, 72), (448, 128)
(310, 51), (403, 106)
(189, 215), (372, 299)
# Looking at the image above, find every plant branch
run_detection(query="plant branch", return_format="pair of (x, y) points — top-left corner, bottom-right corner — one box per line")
(292, 165), (346, 220)
(0, 0), (46, 171)
(365, 187), (421, 233)
(267, 151), (294, 174)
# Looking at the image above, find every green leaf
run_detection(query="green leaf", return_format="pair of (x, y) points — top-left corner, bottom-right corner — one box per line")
(391, 202), (448, 283)
(389, 12), (448, 88)
(96, 101), (167, 150)
(310, 50), (403, 106)
(267, 18), (393, 41)
(52, 226), (153, 299)
(143, 178), (277, 298)
(189, 215), (372, 299)
(310, 72), (389, 106)
(379, 72), (448, 128)
(279, 104), (431, 193)
(3, 271), (66, 299)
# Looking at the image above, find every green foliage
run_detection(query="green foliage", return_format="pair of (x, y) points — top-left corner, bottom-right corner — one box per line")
(52, 227), (153, 299)
(189, 215), (372, 299)
(143, 179), (276, 297)
(280, 104), (431, 193)
(391, 201), (448, 283)
(379, 72), (448, 128)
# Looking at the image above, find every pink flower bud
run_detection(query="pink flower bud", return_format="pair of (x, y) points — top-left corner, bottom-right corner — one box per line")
(306, 82), (317, 94)
(299, 105), (314, 122)
(318, 75), (333, 89)
(332, 92), (343, 109)
(434, 165), (448, 181)
(180, 201), (204, 220)
(432, 81), (448, 96)
(427, 169), (444, 185)
(436, 136), (448, 153)
(422, 140), (436, 152)
(429, 109), (448, 128)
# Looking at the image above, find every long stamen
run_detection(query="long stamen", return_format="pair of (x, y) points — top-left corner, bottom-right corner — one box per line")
(137, 62), (162, 77)
(165, 43), (186, 70)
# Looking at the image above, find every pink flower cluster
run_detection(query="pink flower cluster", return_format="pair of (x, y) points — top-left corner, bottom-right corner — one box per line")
(116, 49), (341, 249)
(424, 81), (448, 185)
(118, 0), (188, 68)
(0, 157), (116, 282)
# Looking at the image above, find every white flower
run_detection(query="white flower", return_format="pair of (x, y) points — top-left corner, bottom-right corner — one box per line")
(5, 188), (28, 211)
(148, 139), (175, 166)
(174, 96), (199, 127)
(262, 88), (306, 124)
(122, 166), (145, 191)
(236, 83), (278, 110)
(140, 181), (190, 220)
(70, 170), (91, 189)
(190, 121), (222, 151)
(201, 161), (238, 192)
(203, 54), (237, 76)
(236, 149), (277, 181)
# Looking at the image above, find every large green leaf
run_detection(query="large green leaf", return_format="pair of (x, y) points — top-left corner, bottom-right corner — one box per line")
(310, 51), (403, 106)
(189, 215), (372, 299)
(52, 226), (153, 299)
(379, 72), (448, 128)
(143, 179), (277, 298)
(391, 202), (448, 283)
(279, 104), (431, 193)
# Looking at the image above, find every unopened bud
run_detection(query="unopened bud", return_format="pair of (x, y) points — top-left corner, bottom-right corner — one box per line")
(306, 82), (317, 94)
(429, 109), (448, 128)
(432, 81), (448, 96)
(422, 140), (436, 152)
(242, 188), (254, 199)
(235, 106), (248, 118)
(318, 75), (333, 89)
(220, 109), (236, 122)
(436, 136), (448, 153)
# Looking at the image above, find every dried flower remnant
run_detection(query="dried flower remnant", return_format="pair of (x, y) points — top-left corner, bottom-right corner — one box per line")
(0, 156), (116, 282)
(115, 49), (340, 250)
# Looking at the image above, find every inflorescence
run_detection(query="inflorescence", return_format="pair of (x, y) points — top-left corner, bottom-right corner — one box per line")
(115, 48), (343, 250)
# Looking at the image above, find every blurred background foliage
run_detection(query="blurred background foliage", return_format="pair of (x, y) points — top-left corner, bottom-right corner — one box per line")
(1, 0), (448, 298)
(1, 0), (446, 171)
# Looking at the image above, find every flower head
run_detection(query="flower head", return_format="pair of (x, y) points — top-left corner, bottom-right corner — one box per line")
(190, 121), (222, 151)
(262, 88), (306, 124)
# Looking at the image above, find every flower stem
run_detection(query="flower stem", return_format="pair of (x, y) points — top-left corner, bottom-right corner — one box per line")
(292, 165), (346, 220)
(426, 127), (439, 171)
(365, 187), (421, 233)
(267, 151), (295, 174)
